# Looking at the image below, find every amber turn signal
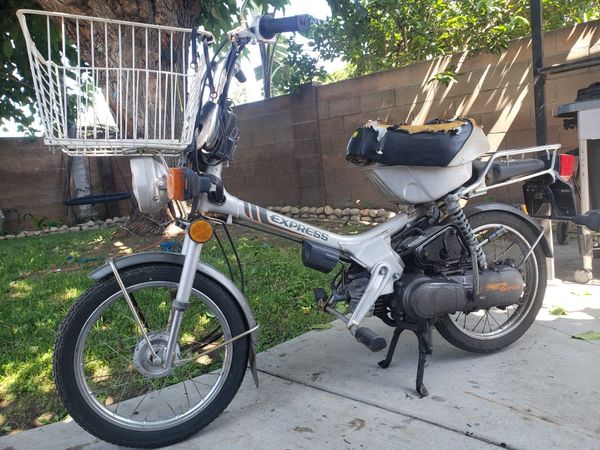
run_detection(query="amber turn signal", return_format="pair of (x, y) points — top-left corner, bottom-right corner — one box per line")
(188, 219), (213, 243)
(167, 168), (185, 200)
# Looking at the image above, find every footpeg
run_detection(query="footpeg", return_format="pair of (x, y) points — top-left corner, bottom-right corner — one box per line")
(573, 210), (600, 232)
(354, 327), (387, 352)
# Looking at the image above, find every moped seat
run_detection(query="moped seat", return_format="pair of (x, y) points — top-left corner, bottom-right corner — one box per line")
(346, 118), (475, 167)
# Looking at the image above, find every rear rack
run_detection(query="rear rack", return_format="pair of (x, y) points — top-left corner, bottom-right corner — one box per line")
(457, 144), (560, 198)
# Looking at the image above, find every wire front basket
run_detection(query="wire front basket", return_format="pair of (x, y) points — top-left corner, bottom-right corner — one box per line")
(17, 9), (209, 157)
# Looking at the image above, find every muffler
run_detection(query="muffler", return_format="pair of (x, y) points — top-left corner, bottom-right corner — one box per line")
(398, 267), (525, 320)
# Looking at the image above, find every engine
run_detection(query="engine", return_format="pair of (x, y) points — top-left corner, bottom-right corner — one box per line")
(393, 267), (525, 321)
(390, 223), (525, 321)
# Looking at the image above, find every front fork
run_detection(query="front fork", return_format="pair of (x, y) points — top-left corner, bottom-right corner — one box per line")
(162, 234), (203, 369)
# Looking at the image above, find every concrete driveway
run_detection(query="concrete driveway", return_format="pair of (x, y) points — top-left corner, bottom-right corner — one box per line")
(1, 276), (599, 450)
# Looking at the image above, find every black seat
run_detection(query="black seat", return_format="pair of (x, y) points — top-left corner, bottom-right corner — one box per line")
(346, 119), (475, 167)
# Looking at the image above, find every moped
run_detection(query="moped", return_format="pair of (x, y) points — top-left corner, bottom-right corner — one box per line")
(17, 9), (600, 448)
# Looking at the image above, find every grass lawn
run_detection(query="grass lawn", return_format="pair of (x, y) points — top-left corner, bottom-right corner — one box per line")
(0, 224), (352, 434)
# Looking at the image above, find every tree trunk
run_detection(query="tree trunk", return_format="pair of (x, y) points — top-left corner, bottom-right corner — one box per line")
(71, 155), (93, 222)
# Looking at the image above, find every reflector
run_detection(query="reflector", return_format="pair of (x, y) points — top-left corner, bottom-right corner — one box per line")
(559, 153), (576, 179)
(189, 220), (213, 243)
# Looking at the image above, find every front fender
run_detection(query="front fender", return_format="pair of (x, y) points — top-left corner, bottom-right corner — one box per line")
(89, 252), (260, 386)
(465, 202), (553, 258)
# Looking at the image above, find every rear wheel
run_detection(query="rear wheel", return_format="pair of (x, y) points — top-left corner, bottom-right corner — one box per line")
(54, 264), (249, 448)
(435, 210), (546, 353)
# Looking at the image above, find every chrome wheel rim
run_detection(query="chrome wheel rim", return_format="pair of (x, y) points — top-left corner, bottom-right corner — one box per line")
(73, 281), (233, 430)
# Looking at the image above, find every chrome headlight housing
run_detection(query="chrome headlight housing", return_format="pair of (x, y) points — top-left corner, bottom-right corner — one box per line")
(129, 157), (169, 213)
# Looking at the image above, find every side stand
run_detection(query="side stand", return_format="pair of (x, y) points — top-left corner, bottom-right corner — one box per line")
(377, 320), (432, 398)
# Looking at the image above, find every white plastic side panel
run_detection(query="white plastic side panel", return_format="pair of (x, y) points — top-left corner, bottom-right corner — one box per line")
(449, 126), (490, 166)
(365, 163), (473, 204)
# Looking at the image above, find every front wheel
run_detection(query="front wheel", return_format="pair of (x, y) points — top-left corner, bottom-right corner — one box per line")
(54, 264), (249, 448)
(435, 210), (547, 353)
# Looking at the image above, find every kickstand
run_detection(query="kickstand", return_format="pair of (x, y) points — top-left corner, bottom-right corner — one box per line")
(415, 323), (432, 398)
(378, 327), (403, 369)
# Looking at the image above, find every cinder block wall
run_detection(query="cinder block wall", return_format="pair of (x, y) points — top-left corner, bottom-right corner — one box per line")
(226, 19), (600, 208)
(0, 138), (132, 232)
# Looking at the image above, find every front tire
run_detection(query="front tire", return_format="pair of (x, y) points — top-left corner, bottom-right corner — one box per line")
(435, 210), (547, 353)
(54, 264), (249, 448)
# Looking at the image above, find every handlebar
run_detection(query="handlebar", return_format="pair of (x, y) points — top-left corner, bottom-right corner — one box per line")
(258, 14), (312, 39)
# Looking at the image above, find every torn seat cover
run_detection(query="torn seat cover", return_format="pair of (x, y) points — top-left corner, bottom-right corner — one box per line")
(346, 118), (477, 167)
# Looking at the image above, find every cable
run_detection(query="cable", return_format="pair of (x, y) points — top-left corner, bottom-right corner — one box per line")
(232, 219), (303, 243)
(213, 226), (236, 285)
(222, 223), (245, 294)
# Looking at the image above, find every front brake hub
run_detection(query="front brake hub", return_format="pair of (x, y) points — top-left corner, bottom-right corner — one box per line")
(133, 331), (180, 378)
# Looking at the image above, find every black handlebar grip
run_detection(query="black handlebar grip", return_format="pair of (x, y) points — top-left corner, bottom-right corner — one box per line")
(259, 14), (312, 39)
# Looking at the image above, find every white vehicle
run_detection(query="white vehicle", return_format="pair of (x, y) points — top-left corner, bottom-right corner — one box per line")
(18, 8), (600, 448)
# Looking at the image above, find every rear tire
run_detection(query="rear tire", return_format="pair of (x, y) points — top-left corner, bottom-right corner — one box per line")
(54, 264), (249, 448)
(435, 210), (546, 353)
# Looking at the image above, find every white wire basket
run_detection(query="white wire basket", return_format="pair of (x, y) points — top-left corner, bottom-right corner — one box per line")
(17, 9), (210, 157)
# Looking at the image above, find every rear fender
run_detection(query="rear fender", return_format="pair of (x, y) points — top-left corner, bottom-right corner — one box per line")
(464, 202), (553, 258)
(89, 252), (259, 386)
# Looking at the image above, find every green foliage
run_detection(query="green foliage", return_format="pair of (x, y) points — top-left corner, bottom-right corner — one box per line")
(270, 37), (327, 96)
(318, 0), (600, 79)
(1, 0), (47, 134)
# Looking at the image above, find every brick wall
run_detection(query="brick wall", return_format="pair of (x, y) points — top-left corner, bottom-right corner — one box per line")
(0, 138), (132, 232)
(225, 19), (600, 208)
(2, 20), (599, 232)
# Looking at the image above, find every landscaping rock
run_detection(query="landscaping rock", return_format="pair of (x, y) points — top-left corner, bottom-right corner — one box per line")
(105, 219), (114, 225)
(50, 227), (59, 232)
(112, 217), (121, 222)
(349, 208), (360, 215)
(308, 207), (317, 214)
(350, 215), (360, 222)
(316, 207), (324, 214)
(360, 216), (372, 222)
(324, 205), (334, 215)
(386, 211), (397, 219)
(333, 208), (343, 217)
(84, 220), (95, 227)
(59, 225), (69, 231)
(17, 232), (27, 238)
(359, 208), (370, 216)
(291, 207), (300, 215)
(376, 209), (387, 217)
(318, 214), (326, 218)
(281, 206), (292, 214)
(5, 234), (15, 239)
(342, 208), (350, 216)
(299, 206), (309, 214)
(33, 230), (41, 236)
(368, 209), (378, 218)
(0, 236), (5, 240)
(69, 226), (80, 232)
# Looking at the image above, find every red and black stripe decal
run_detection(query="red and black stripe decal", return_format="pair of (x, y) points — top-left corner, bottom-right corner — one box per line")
(243, 202), (270, 224)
